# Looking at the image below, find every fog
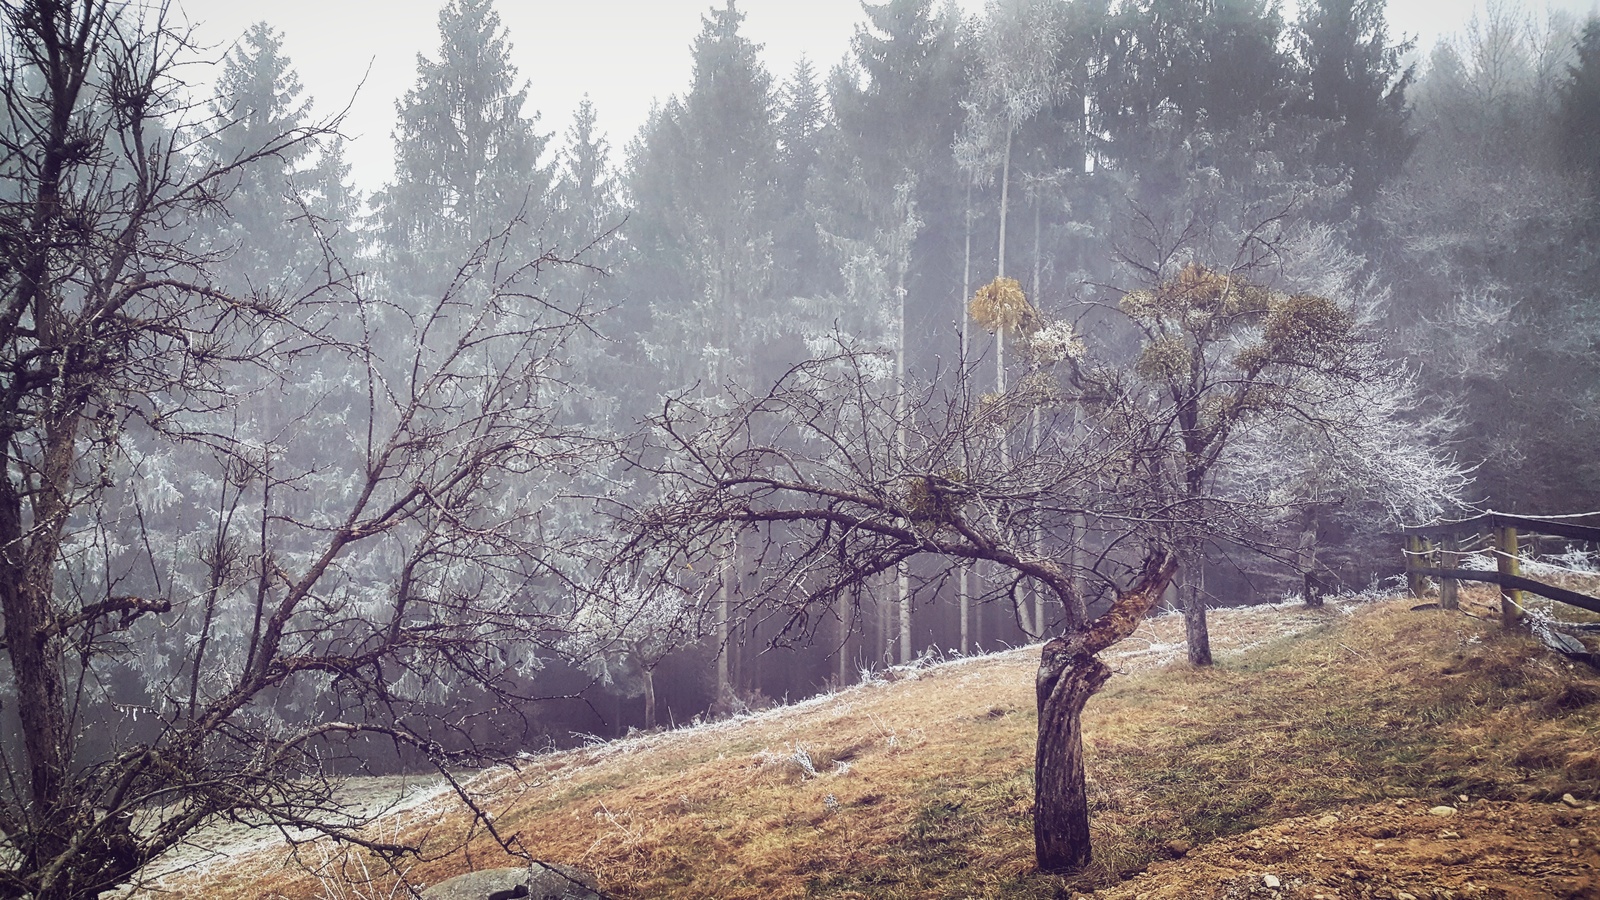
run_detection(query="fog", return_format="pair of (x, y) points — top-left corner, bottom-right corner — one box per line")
(4, 0), (1600, 894)
(174, 0), (1597, 191)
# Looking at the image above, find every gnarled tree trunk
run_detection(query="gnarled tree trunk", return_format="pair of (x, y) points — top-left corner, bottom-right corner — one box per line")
(1034, 550), (1178, 873)
(1034, 645), (1111, 871)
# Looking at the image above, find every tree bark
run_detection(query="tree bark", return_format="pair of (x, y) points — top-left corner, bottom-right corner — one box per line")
(1183, 576), (1213, 667)
(642, 667), (657, 731)
(1034, 550), (1178, 873)
(1034, 645), (1111, 872)
(898, 562), (912, 665)
(959, 567), (971, 655)
(715, 529), (732, 704)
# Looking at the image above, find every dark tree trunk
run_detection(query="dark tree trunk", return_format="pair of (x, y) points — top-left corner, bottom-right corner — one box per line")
(1032, 550), (1178, 873)
(1184, 600), (1212, 665)
(1183, 569), (1212, 667)
(1304, 573), (1324, 608)
(1034, 643), (1111, 872)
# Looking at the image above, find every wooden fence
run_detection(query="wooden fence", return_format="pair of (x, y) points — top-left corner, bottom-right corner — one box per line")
(1401, 514), (1600, 659)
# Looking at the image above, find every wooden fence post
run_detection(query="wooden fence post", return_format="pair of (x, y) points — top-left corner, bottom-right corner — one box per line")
(1439, 533), (1459, 611)
(1421, 537), (1434, 595)
(1497, 525), (1522, 628)
(1406, 534), (1424, 598)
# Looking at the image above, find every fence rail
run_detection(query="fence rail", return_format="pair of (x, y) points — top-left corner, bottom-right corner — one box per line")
(1401, 512), (1600, 633)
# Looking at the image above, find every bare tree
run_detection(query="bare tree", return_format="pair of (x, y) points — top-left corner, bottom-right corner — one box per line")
(0, 4), (595, 897)
(611, 346), (1179, 873)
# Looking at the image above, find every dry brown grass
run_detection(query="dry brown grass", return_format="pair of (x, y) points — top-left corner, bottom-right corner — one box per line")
(143, 592), (1600, 900)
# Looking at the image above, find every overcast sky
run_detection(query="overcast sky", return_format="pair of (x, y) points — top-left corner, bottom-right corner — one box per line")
(175, 0), (1600, 195)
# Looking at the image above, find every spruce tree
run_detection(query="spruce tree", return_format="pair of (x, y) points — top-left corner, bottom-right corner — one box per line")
(773, 58), (826, 298)
(201, 22), (319, 296)
(553, 96), (621, 259)
(1293, 0), (1414, 210)
(379, 0), (552, 299)
(624, 0), (779, 392)
(1560, 17), (1600, 182)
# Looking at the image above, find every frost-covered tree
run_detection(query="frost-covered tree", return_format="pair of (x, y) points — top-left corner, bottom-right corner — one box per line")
(552, 96), (621, 259)
(1110, 245), (1418, 664)
(0, 3), (593, 896)
(612, 346), (1178, 874)
(1559, 16), (1600, 181)
(1376, 4), (1600, 513)
(1101, 0), (1292, 137)
(1216, 229), (1467, 593)
(772, 57), (826, 300)
(1291, 0), (1414, 212)
(377, 0), (552, 300)
(625, 0), (779, 393)
(565, 572), (701, 730)
(197, 22), (363, 299)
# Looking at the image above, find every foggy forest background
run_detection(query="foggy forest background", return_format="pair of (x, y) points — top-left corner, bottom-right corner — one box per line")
(14, 0), (1600, 757)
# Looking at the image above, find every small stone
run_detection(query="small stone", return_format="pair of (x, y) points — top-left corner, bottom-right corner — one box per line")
(1572, 838), (1582, 847)
(1318, 814), (1340, 826)
(1562, 793), (1582, 808)
(1429, 805), (1457, 817)
(1263, 873), (1282, 889)
(1398, 893), (1419, 900)
(1395, 799), (1408, 807)
(1458, 794), (1470, 803)
(1164, 839), (1193, 857)
(1441, 831), (1460, 839)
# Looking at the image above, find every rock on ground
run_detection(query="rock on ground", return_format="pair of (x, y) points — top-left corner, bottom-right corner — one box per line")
(419, 864), (603, 900)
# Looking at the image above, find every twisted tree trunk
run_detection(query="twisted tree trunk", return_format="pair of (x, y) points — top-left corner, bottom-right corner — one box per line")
(1034, 550), (1178, 873)
(1034, 645), (1110, 871)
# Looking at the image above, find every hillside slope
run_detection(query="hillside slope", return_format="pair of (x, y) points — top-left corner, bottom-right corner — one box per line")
(144, 592), (1600, 899)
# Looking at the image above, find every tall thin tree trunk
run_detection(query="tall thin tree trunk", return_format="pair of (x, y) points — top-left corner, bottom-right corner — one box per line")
(837, 604), (852, 684)
(1182, 562), (1212, 667)
(1068, 407), (1087, 627)
(953, 573), (966, 650)
(998, 125), (1012, 280)
(642, 666), (657, 731)
(1030, 200), (1045, 637)
(1298, 509), (1321, 608)
(896, 220), (911, 666)
(996, 124), (1013, 398)
(959, 181), (974, 655)
(879, 574), (893, 666)
(899, 567), (912, 664)
(962, 181), (973, 381)
(716, 527), (732, 702)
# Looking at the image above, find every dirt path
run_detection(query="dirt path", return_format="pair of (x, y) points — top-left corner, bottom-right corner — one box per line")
(133, 774), (453, 885)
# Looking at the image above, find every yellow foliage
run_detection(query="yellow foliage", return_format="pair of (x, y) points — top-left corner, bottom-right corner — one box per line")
(969, 277), (1038, 334)
(1263, 293), (1353, 358)
(1120, 264), (1270, 327)
(1134, 334), (1191, 383)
